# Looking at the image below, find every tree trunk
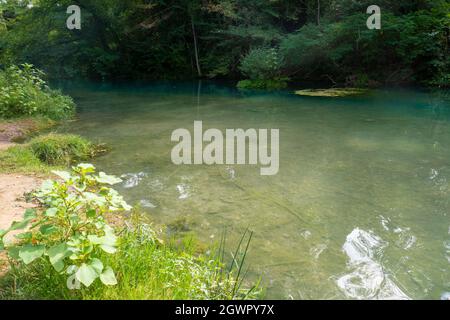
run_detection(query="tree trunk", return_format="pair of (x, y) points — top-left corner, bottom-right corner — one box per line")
(317, 0), (320, 26)
(191, 17), (202, 77)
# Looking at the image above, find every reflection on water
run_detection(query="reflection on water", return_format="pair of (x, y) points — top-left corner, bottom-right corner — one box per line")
(337, 228), (409, 300)
(60, 82), (450, 299)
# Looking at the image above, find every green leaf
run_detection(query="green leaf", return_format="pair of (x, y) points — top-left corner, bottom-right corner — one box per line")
(75, 263), (98, 287)
(14, 232), (32, 241)
(100, 245), (117, 254)
(8, 219), (30, 232)
(86, 209), (96, 219)
(44, 208), (58, 217)
(23, 209), (37, 220)
(47, 243), (71, 272)
(67, 274), (81, 290)
(19, 244), (45, 264)
(90, 258), (104, 274)
(8, 246), (20, 260)
(77, 163), (95, 172)
(100, 267), (117, 286)
(40, 224), (58, 235)
(66, 265), (78, 275)
(52, 170), (72, 181)
(95, 172), (122, 185)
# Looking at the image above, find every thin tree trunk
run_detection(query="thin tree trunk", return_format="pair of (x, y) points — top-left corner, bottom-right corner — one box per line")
(191, 17), (202, 77)
(317, 0), (320, 26)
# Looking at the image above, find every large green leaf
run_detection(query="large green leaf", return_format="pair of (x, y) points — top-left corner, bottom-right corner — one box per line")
(47, 243), (71, 272)
(23, 209), (37, 220)
(44, 208), (58, 217)
(51, 170), (71, 181)
(75, 263), (98, 287)
(19, 244), (45, 264)
(95, 172), (122, 185)
(90, 258), (104, 274)
(100, 267), (117, 286)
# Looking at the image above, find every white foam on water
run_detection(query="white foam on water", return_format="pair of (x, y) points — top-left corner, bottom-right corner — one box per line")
(177, 184), (190, 200)
(121, 172), (148, 189)
(337, 228), (410, 300)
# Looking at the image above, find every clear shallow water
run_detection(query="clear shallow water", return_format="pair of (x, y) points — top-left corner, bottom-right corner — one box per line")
(60, 82), (450, 300)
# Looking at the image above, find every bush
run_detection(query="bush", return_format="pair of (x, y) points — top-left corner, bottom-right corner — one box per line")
(0, 64), (75, 119)
(29, 134), (94, 165)
(239, 47), (284, 80)
(237, 79), (288, 90)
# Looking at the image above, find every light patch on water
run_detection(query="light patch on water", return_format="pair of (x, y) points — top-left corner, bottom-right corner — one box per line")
(121, 172), (148, 189)
(310, 243), (328, 260)
(337, 228), (410, 300)
(301, 230), (312, 240)
(177, 184), (190, 200)
(226, 166), (236, 180)
(139, 199), (157, 208)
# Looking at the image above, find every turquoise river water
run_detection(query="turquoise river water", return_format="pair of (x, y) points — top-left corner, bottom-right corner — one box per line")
(60, 82), (450, 300)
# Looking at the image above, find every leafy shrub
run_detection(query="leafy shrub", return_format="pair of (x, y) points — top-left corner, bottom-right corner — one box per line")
(0, 164), (131, 290)
(29, 133), (94, 165)
(0, 64), (75, 119)
(237, 79), (288, 90)
(239, 47), (284, 80)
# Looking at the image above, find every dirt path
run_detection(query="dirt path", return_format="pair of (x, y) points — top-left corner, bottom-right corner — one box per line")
(0, 118), (54, 151)
(0, 174), (41, 231)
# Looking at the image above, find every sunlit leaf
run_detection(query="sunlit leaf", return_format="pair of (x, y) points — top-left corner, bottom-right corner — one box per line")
(48, 243), (71, 272)
(19, 244), (45, 264)
(100, 267), (117, 286)
(76, 263), (98, 287)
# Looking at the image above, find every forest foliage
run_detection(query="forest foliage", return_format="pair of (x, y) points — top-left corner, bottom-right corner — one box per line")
(0, 0), (448, 87)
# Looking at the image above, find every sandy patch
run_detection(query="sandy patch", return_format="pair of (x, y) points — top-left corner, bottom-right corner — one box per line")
(0, 174), (41, 231)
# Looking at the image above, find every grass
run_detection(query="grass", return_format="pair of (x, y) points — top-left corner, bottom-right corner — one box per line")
(0, 133), (104, 174)
(29, 133), (95, 165)
(0, 220), (262, 300)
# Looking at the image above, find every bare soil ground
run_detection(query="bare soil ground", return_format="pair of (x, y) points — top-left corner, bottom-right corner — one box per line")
(0, 174), (41, 231)
(0, 174), (41, 276)
(0, 118), (53, 151)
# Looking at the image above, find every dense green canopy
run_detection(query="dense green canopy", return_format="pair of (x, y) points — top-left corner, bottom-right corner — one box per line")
(0, 0), (448, 87)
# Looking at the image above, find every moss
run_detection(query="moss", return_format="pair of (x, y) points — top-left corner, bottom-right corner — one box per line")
(294, 88), (369, 97)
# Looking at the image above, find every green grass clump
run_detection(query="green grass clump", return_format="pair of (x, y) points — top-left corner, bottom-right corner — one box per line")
(0, 145), (50, 174)
(0, 227), (261, 300)
(0, 133), (101, 173)
(28, 133), (94, 165)
(0, 64), (75, 120)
